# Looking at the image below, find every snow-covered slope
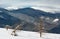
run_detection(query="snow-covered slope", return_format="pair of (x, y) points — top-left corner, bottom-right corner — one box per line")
(0, 28), (60, 39)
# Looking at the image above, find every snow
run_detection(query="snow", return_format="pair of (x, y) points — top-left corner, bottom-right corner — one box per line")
(0, 28), (60, 39)
(0, 11), (2, 12)
(0, 15), (4, 18)
(31, 7), (41, 10)
(31, 7), (54, 14)
(53, 18), (59, 22)
(5, 6), (19, 10)
(31, 7), (56, 13)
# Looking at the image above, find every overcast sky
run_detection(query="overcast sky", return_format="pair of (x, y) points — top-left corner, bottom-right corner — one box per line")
(0, 0), (60, 12)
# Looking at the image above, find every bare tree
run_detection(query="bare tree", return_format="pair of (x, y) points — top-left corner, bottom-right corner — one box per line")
(32, 18), (45, 37)
(5, 25), (12, 30)
(40, 20), (44, 37)
(36, 18), (44, 37)
(11, 23), (24, 36)
(40, 19), (45, 37)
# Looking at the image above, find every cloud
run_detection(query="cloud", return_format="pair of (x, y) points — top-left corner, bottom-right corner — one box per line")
(0, 0), (60, 12)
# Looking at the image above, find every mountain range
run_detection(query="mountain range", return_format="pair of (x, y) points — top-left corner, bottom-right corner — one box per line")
(0, 7), (60, 33)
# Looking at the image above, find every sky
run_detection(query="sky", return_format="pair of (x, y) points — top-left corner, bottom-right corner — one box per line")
(0, 0), (60, 12)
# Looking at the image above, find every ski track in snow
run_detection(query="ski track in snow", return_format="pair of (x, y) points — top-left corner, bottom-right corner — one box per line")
(0, 28), (60, 39)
